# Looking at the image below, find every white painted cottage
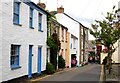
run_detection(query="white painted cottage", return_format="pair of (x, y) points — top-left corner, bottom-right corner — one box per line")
(55, 7), (81, 68)
(0, 0), (49, 82)
(55, 7), (88, 67)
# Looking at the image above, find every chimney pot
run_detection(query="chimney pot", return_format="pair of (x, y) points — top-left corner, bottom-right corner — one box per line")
(57, 7), (64, 13)
(37, 0), (46, 10)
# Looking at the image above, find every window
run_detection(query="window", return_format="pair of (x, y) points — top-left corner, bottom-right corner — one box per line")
(11, 45), (20, 68)
(13, 2), (20, 24)
(38, 13), (42, 30)
(66, 30), (67, 41)
(29, 8), (33, 27)
(62, 28), (64, 40)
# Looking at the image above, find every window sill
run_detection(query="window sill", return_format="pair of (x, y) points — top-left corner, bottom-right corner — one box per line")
(38, 30), (43, 32)
(11, 66), (21, 70)
(13, 23), (22, 26)
(29, 27), (34, 29)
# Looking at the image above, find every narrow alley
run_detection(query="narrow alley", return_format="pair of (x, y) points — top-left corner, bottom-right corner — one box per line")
(33, 64), (102, 82)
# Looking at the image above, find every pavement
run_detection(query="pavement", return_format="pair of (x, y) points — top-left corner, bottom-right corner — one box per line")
(32, 64), (102, 82)
(105, 64), (120, 82)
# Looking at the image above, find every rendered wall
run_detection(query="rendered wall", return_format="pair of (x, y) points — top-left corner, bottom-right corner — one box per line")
(56, 13), (80, 66)
(1, 1), (47, 82)
(0, 0), (2, 82)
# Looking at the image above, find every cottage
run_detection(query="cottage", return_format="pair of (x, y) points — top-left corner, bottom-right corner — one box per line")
(55, 7), (82, 67)
(47, 15), (69, 68)
(0, 0), (49, 82)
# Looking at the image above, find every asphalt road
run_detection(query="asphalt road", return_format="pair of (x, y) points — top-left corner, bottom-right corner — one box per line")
(33, 64), (102, 82)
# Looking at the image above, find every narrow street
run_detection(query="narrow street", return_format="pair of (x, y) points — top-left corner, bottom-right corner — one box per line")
(33, 64), (102, 82)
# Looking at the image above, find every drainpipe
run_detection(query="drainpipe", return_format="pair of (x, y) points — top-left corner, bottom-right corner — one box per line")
(69, 34), (71, 68)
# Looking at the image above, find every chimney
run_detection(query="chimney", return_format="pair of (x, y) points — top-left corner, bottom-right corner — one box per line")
(57, 6), (64, 13)
(37, 0), (46, 10)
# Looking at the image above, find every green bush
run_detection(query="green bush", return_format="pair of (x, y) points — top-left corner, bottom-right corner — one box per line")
(46, 62), (55, 74)
(58, 55), (65, 68)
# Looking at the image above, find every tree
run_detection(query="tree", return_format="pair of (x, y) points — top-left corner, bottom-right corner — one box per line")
(89, 6), (120, 75)
(47, 11), (61, 70)
(47, 33), (60, 70)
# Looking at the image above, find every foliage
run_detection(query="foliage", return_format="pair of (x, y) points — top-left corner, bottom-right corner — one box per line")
(47, 33), (60, 70)
(58, 54), (65, 68)
(46, 62), (55, 74)
(47, 33), (60, 50)
(91, 40), (95, 44)
(88, 51), (95, 56)
(46, 10), (61, 70)
(47, 10), (57, 38)
(89, 6), (120, 74)
(46, 10), (56, 19)
(92, 47), (95, 49)
(89, 6), (120, 49)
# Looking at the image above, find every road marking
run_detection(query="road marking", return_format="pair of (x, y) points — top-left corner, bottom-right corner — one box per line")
(99, 65), (104, 83)
(31, 75), (51, 82)
(31, 68), (76, 82)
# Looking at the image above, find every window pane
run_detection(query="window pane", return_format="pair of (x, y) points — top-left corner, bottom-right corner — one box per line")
(11, 45), (18, 51)
(29, 8), (33, 27)
(30, 8), (33, 18)
(29, 18), (32, 27)
(11, 56), (18, 65)
(14, 3), (19, 14)
(14, 56), (18, 64)
(39, 14), (42, 30)
(11, 45), (19, 67)
(13, 14), (19, 23)
(13, 2), (19, 24)
(39, 14), (42, 23)
(11, 50), (15, 55)
(39, 23), (41, 30)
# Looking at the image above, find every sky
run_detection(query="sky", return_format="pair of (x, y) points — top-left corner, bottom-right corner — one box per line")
(31, 0), (120, 40)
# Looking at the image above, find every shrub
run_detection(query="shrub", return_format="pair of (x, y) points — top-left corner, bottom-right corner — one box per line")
(46, 62), (55, 74)
(58, 55), (65, 68)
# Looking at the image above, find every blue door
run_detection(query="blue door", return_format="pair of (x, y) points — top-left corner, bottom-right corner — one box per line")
(38, 47), (42, 73)
(28, 45), (32, 78)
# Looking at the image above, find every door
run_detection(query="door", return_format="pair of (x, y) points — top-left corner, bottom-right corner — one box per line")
(28, 45), (32, 78)
(38, 47), (42, 73)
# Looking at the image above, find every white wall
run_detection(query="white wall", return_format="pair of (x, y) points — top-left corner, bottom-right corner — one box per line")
(56, 13), (80, 65)
(112, 40), (119, 63)
(56, 14), (79, 37)
(101, 41), (119, 64)
(0, 0), (2, 82)
(1, 1), (47, 82)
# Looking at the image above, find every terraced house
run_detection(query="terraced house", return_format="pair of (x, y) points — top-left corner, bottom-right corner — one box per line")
(55, 7), (88, 67)
(46, 13), (69, 67)
(0, 0), (49, 82)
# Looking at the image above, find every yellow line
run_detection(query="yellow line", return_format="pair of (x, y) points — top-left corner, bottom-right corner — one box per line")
(31, 64), (91, 82)
(31, 75), (51, 81)
(31, 67), (78, 82)
(99, 65), (104, 83)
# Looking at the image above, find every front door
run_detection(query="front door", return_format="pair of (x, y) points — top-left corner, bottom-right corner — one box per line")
(28, 45), (32, 78)
(38, 47), (42, 73)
